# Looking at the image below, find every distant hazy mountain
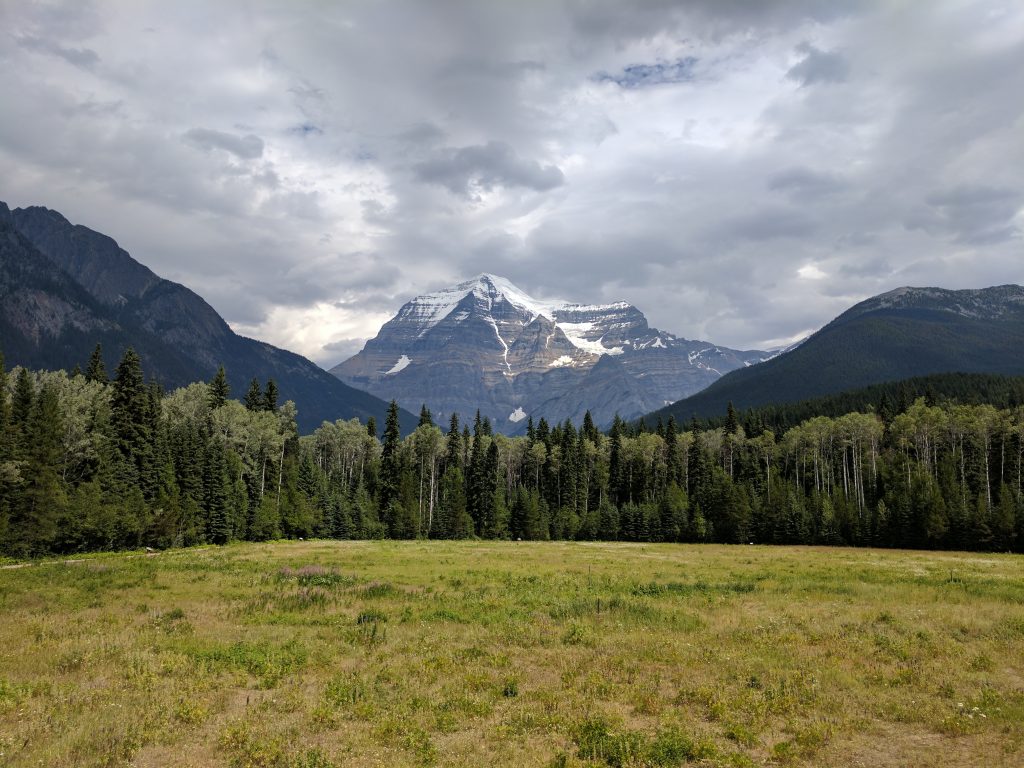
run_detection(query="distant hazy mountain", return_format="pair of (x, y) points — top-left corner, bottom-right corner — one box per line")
(0, 201), (408, 433)
(331, 273), (767, 430)
(646, 285), (1024, 424)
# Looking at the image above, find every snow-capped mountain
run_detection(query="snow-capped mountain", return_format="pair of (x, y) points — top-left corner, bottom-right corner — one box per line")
(330, 274), (766, 430)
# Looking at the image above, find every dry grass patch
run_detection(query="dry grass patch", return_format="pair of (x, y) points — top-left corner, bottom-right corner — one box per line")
(0, 541), (1022, 766)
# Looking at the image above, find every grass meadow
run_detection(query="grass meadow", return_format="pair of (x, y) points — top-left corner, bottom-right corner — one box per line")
(0, 541), (1022, 767)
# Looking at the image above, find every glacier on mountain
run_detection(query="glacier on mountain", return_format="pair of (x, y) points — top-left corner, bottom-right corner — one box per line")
(385, 355), (411, 374)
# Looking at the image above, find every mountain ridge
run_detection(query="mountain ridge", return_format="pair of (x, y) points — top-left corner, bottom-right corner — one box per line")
(0, 200), (411, 433)
(644, 284), (1024, 424)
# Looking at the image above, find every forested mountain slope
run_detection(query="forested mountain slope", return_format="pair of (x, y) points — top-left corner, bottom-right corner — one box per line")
(647, 285), (1024, 423)
(0, 201), (408, 432)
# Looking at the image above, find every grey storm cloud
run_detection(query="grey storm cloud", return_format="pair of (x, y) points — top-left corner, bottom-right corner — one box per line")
(0, 0), (1021, 365)
(786, 43), (850, 87)
(15, 34), (100, 70)
(183, 128), (265, 159)
(413, 141), (564, 197)
(906, 185), (1022, 245)
(768, 168), (847, 198)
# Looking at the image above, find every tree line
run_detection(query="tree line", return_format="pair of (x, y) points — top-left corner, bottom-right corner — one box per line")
(678, 372), (1024, 437)
(1, 346), (1022, 557)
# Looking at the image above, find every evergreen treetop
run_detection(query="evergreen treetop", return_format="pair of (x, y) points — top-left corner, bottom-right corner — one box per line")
(208, 366), (230, 409)
(86, 344), (108, 384)
(244, 378), (263, 411)
(263, 379), (279, 412)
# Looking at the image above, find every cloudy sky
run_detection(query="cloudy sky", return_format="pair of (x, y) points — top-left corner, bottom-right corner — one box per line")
(1, 1), (1022, 364)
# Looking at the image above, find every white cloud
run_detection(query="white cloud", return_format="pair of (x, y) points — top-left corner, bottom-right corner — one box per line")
(798, 264), (827, 280)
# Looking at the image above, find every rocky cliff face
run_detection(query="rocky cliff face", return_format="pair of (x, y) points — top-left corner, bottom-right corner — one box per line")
(331, 274), (766, 430)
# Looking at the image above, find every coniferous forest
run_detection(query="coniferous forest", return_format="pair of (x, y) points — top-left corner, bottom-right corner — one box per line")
(1, 345), (1022, 558)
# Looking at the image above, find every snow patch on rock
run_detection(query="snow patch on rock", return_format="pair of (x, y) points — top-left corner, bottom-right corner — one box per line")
(385, 355), (411, 375)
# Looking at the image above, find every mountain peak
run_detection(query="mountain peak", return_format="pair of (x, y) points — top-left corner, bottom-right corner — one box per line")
(841, 284), (1024, 324)
(397, 274), (561, 339)
(332, 274), (766, 430)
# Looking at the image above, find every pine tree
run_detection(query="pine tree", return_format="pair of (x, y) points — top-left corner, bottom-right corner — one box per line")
(204, 440), (231, 545)
(481, 440), (500, 535)
(665, 416), (680, 487)
(510, 486), (540, 540)
(608, 416), (624, 506)
(536, 417), (550, 448)
(378, 401), (403, 532)
(12, 367), (35, 430)
(11, 382), (64, 556)
(878, 392), (894, 424)
(418, 404), (433, 428)
(366, 416), (377, 439)
(0, 352), (10, 549)
(140, 380), (163, 498)
(444, 413), (461, 471)
(0, 350), (11, 461)
(467, 419), (487, 534)
(725, 402), (739, 436)
(86, 344), (108, 384)
(461, 425), (472, 467)
(244, 378), (263, 411)
(111, 348), (155, 499)
(688, 429), (710, 509)
(436, 466), (470, 539)
(208, 365), (230, 409)
(263, 379), (279, 412)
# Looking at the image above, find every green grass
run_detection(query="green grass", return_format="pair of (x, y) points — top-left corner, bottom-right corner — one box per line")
(1, 541), (1022, 766)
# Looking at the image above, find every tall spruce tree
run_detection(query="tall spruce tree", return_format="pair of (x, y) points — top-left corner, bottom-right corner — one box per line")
(244, 378), (263, 411)
(437, 465), (470, 539)
(467, 417), (487, 534)
(208, 366), (230, 409)
(608, 416), (624, 506)
(12, 382), (64, 556)
(418, 404), (434, 428)
(85, 344), (108, 384)
(444, 413), (461, 471)
(204, 440), (231, 544)
(12, 367), (34, 431)
(263, 379), (279, 412)
(725, 402), (739, 436)
(0, 351), (11, 461)
(481, 440), (500, 535)
(111, 348), (155, 498)
(378, 400), (403, 531)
